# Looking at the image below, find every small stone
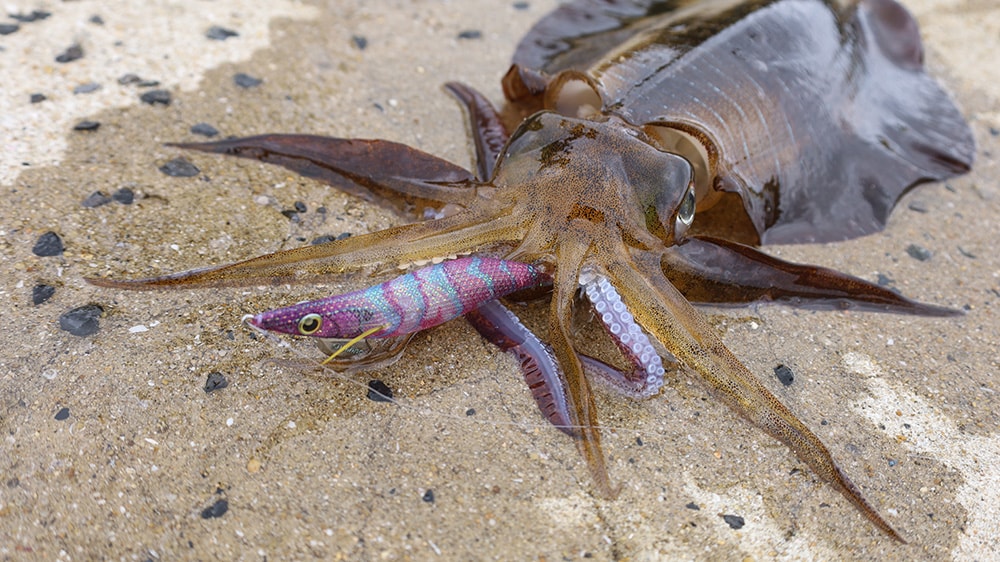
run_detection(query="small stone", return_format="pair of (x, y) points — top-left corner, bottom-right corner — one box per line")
(0, 23), (19, 36)
(233, 73), (262, 88)
(81, 191), (112, 208)
(280, 209), (300, 221)
(11, 10), (50, 23)
(32, 231), (64, 256)
(367, 380), (393, 402)
(722, 514), (745, 529)
(30, 93), (46, 103)
(293, 201), (307, 213)
(206, 26), (238, 40)
(907, 201), (928, 213)
(990, 127), (1000, 137)
(140, 89), (171, 106)
(246, 458), (261, 473)
(190, 122), (219, 137)
(112, 188), (135, 205)
(73, 82), (101, 95)
(465, 408), (475, 416)
(958, 246), (976, 259)
(54, 407), (70, 421)
(512, 1), (530, 10)
(773, 364), (794, 386)
(906, 244), (932, 262)
(351, 35), (368, 50)
(55, 44), (84, 63)
(204, 372), (228, 393)
(422, 489), (435, 503)
(457, 30), (482, 40)
(73, 120), (100, 132)
(685, 502), (700, 510)
(876, 273), (894, 287)
(32, 284), (56, 305)
(89, 15), (105, 25)
(200, 499), (229, 519)
(159, 157), (200, 177)
(118, 73), (142, 85)
(311, 234), (337, 245)
(59, 304), (104, 336)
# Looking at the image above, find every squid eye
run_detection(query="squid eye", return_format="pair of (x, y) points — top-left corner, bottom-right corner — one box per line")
(297, 313), (323, 335)
(675, 183), (696, 234)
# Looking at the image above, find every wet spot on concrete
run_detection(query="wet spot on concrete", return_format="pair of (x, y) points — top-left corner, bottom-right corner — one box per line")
(159, 157), (200, 177)
(32, 231), (64, 256)
(59, 304), (104, 336)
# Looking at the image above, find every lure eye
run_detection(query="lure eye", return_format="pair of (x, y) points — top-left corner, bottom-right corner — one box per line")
(674, 183), (696, 236)
(297, 313), (323, 335)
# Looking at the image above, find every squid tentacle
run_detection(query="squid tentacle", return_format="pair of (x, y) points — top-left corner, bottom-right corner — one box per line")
(607, 246), (904, 541)
(86, 206), (522, 290)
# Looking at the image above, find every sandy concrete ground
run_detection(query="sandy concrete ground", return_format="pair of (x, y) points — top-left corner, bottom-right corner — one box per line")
(1, 0), (997, 560)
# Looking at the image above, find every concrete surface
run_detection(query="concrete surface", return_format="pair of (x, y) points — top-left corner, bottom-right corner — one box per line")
(1, 0), (997, 560)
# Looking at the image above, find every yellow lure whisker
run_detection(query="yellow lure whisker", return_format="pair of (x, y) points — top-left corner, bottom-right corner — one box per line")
(320, 324), (390, 365)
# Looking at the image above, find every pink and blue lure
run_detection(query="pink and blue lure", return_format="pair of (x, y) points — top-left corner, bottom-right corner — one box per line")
(247, 257), (546, 339)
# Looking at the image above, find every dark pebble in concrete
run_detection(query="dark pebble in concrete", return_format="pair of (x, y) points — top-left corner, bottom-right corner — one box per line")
(0, 23), (19, 36)
(351, 35), (368, 50)
(906, 244), (932, 262)
(465, 408), (475, 416)
(74, 120), (100, 131)
(206, 26), (238, 40)
(90, 15), (104, 25)
(907, 201), (928, 213)
(113, 188), (135, 204)
(990, 127), (1000, 137)
(422, 489), (435, 503)
(367, 380), (393, 402)
(11, 10), (50, 22)
(722, 514), (745, 529)
(54, 407), (70, 421)
(958, 246), (976, 259)
(73, 82), (101, 94)
(280, 209), (299, 221)
(204, 372), (229, 393)
(32, 231), (64, 256)
(140, 89), (171, 106)
(876, 273), (894, 287)
(773, 364), (794, 386)
(457, 30), (482, 40)
(685, 502), (700, 510)
(82, 191), (112, 208)
(512, 1), (530, 10)
(200, 499), (229, 519)
(30, 93), (46, 103)
(32, 284), (55, 305)
(55, 44), (84, 63)
(888, 458), (898, 467)
(118, 73), (141, 85)
(190, 122), (219, 137)
(293, 201), (307, 213)
(311, 234), (337, 245)
(59, 304), (104, 337)
(159, 157), (200, 177)
(233, 73), (262, 88)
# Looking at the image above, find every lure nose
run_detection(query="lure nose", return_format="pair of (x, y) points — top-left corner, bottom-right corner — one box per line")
(242, 313), (264, 328)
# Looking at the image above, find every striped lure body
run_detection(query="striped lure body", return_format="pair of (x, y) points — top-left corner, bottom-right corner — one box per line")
(247, 257), (547, 339)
